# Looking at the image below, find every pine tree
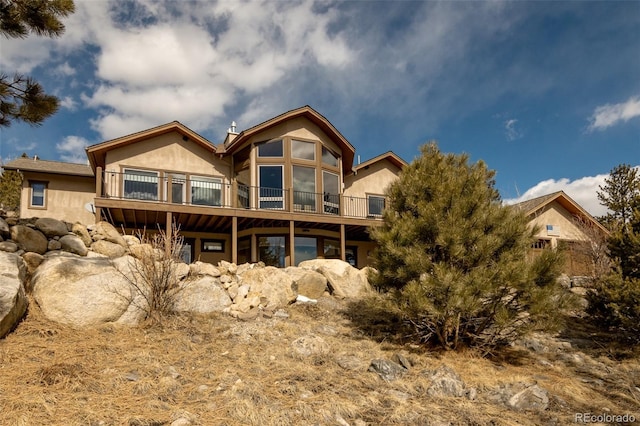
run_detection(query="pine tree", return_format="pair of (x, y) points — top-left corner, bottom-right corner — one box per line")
(588, 165), (640, 343)
(0, 168), (22, 210)
(370, 142), (572, 351)
(0, 0), (75, 127)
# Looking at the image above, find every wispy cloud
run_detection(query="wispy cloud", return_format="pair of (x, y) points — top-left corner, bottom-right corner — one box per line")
(504, 119), (523, 141)
(587, 96), (640, 132)
(56, 136), (91, 163)
(502, 170), (640, 217)
(59, 96), (77, 111)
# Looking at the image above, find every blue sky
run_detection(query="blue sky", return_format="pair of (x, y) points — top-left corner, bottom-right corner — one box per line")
(1, 0), (638, 216)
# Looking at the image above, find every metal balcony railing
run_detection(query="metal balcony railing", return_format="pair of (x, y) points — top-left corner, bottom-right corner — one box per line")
(98, 170), (383, 220)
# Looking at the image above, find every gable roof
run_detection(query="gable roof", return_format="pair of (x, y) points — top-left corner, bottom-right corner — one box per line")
(3, 157), (93, 177)
(353, 151), (407, 172)
(512, 190), (609, 235)
(221, 106), (356, 175)
(86, 121), (215, 171)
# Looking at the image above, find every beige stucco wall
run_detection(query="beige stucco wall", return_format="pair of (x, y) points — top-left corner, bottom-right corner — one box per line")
(527, 200), (590, 247)
(104, 131), (230, 179)
(344, 160), (401, 199)
(20, 172), (96, 224)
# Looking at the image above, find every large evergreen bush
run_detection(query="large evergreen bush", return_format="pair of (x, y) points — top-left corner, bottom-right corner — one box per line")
(370, 143), (572, 351)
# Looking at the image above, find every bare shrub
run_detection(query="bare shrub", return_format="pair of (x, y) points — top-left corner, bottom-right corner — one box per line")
(115, 223), (187, 323)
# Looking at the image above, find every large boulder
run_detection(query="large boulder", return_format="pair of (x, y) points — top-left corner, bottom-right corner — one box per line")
(60, 234), (89, 256)
(238, 266), (296, 308)
(35, 218), (68, 238)
(0, 241), (18, 253)
(173, 276), (232, 314)
(298, 259), (371, 298)
(71, 223), (92, 247)
(21, 252), (45, 276)
(0, 252), (28, 338)
(285, 267), (328, 299)
(10, 225), (48, 254)
(32, 255), (145, 327)
(189, 261), (221, 277)
(90, 221), (127, 248)
(91, 240), (126, 258)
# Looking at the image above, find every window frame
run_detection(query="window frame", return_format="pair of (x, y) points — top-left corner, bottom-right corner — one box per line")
(256, 139), (284, 158)
(29, 180), (48, 209)
(122, 168), (159, 201)
(367, 194), (386, 217)
(190, 175), (223, 206)
(291, 139), (316, 161)
(322, 146), (339, 167)
(258, 164), (285, 210)
(201, 239), (225, 252)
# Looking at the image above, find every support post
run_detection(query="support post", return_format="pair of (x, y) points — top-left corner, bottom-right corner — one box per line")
(251, 232), (258, 263)
(340, 224), (346, 262)
(232, 216), (238, 264)
(288, 220), (295, 266)
(94, 166), (103, 223)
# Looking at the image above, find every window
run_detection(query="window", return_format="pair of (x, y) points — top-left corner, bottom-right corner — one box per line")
(202, 239), (224, 252)
(167, 173), (186, 204)
(346, 246), (358, 267)
(259, 165), (284, 209)
(293, 166), (316, 212)
(323, 171), (339, 215)
(30, 181), (47, 208)
(257, 139), (283, 157)
(532, 239), (550, 249)
(367, 195), (385, 217)
(259, 236), (286, 267)
(292, 140), (315, 161)
(123, 169), (158, 200)
(323, 239), (340, 259)
(295, 236), (317, 265)
(179, 238), (195, 264)
(191, 176), (222, 206)
(322, 146), (338, 167)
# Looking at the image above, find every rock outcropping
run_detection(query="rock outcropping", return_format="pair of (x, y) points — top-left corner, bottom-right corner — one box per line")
(0, 216), (372, 334)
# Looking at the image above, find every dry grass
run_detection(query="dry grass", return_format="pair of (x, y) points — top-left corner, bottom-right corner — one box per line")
(1, 296), (639, 426)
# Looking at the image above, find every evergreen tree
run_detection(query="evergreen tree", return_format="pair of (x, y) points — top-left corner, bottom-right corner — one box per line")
(597, 164), (640, 279)
(0, 167), (22, 210)
(0, 0), (75, 126)
(370, 143), (572, 351)
(587, 164), (640, 344)
(597, 164), (640, 230)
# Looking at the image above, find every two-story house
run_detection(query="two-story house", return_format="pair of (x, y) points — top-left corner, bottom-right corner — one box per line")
(5, 106), (407, 268)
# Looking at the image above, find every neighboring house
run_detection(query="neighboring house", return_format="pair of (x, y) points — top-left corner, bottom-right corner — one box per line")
(4, 106), (407, 268)
(513, 191), (609, 276)
(4, 157), (96, 224)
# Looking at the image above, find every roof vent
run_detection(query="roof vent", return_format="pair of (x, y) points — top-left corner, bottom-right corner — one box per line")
(228, 121), (237, 134)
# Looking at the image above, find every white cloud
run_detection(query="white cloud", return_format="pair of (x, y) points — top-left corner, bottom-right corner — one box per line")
(59, 96), (77, 111)
(62, 0), (356, 140)
(56, 136), (91, 163)
(503, 173), (616, 217)
(55, 62), (76, 76)
(587, 96), (640, 132)
(504, 119), (523, 141)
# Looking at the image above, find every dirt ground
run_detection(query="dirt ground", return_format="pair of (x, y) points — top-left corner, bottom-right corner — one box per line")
(1, 296), (639, 425)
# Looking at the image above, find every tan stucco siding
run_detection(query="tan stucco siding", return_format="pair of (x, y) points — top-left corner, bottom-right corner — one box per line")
(104, 132), (229, 178)
(344, 161), (401, 199)
(20, 172), (96, 224)
(527, 201), (590, 246)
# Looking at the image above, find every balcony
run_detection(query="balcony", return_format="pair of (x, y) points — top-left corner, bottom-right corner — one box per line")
(96, 169), (382, 221)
